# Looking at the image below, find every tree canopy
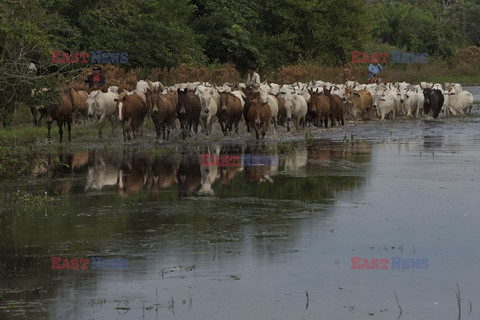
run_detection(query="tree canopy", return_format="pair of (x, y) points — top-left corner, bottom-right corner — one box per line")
(1, 0), (479, 122)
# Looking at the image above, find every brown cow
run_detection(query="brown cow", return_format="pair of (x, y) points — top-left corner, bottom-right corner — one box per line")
(322, 86), (344, 126)
(343, 88), (373, 119)
(308, 89), (331, 128)
(177, 88), (201, 138)
(276, 95), (287, 127)
(247, 100), (272, 140)
(69, 88), (88, 123)
(218, 92), (243, 136)
(45, 89), (73, 142)
(30, 88), (49, 126)
(146, 89), (176, 140)
(115, 92), (147, 141)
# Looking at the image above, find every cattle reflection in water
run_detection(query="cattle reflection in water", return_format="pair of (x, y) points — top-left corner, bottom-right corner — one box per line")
(117, 151), (149, 196)
(146, 154), (181, 194)
(35, 141), (373, 198)
(177, 154), (202, 197)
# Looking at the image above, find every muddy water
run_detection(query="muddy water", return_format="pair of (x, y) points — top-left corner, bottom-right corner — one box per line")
(1, 105), (480, 319)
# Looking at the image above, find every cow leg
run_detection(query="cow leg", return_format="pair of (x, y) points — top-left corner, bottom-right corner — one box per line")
(194, 121), (199, 134)
(219, 121), (227, 136)
(234, 119), (240, 133)
(97, 115), (105, 137)
(341, 115), (345, 126)
(109, 116), (116, 136)
(167, 120), (173, 140)
(127, 119), (133, 140)
(47, 122), (52, 140)
(161, 123), (167, 140)
(253, 123), (260, 140)
(58, 121), (63, 143)
(30, 107), (37, 126)
(154, 121), (161, 140)
(330, 114), (335, 127)
(324, 116), (328, 128)
(122, 123), (127, 142)
(272, 117), (277, 131)
(67, 120), (72, 141)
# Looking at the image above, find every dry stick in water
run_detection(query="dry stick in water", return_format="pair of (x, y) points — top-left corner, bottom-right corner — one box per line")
(305, 291), (309, 310)
(455, 283), (461, 320)
(394, 290), (403, 314)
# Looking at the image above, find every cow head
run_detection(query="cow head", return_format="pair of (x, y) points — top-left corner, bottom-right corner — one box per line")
(86, 90), (101, 117)
(423, 88), (432, 114)
(177, 88), (188, 115)
(219, 92), (229, 112)
(115, 93), (128, 121)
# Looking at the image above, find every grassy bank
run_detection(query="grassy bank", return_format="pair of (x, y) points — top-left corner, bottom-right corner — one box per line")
(67, 60), (480, 91)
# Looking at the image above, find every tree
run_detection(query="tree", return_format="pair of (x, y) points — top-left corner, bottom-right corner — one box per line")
(77, 0), (206, 68)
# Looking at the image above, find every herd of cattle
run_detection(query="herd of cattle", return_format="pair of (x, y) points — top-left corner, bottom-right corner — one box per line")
(30, 79), (475, 142)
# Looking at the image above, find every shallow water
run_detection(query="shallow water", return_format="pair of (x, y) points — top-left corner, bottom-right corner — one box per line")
(1, 104), (480, 319)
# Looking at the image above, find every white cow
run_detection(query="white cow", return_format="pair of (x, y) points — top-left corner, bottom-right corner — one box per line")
(136, 80), (149, 93)
(87, 90), (119, 136)
(402, 87), (424, 117)
(373, 91), (398, 120)
(284, 94), (308, 131)
(108, 86), (119, 93)
(445, 89), (474, 115)
(199, 91), (218, 135)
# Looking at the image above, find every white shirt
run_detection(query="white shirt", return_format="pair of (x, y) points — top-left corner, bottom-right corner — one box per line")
(246, 72), (260, 88)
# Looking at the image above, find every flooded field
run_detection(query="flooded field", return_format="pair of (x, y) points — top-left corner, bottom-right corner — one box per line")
(1, 98), (480, 319)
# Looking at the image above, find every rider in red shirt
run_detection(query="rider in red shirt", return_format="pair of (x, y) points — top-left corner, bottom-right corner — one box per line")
(85, 65), (106, 90)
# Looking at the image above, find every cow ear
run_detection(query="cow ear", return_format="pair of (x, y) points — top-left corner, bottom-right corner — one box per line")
(354, 91), (360, 97)
(177, 88), (181, 93)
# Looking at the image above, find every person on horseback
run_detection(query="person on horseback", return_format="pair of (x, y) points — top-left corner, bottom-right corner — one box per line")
(246, 67), (260, 89)
(85, 65), (106, 90)
(368, 60), (383, 83)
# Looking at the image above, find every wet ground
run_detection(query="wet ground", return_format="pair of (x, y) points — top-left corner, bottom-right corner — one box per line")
(1, 88), (480, 320)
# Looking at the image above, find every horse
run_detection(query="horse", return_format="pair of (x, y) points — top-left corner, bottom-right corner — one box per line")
(366, 75), (387, 85)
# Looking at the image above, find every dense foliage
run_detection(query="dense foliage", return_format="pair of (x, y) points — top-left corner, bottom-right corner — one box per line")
(1, 0), (480, 124)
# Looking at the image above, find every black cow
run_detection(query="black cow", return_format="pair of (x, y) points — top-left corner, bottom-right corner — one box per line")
(423, 87), (444, 119)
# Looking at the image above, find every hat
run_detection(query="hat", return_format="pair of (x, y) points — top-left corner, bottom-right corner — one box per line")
(93, 65), (102, 71)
